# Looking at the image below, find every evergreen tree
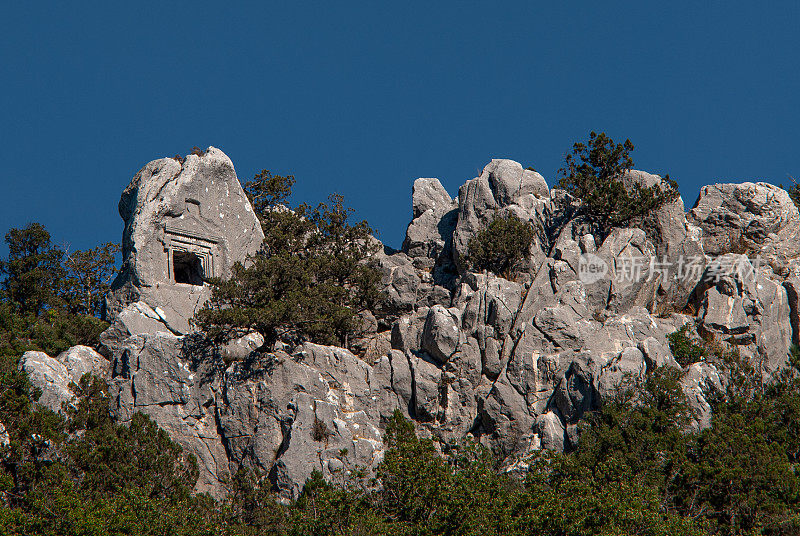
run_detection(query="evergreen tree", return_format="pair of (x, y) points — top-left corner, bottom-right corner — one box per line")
(196, 171), (381, 349)
(62, 242), (119, 317)
(558, 131), (679, 236)
(0, 223), (65, 316)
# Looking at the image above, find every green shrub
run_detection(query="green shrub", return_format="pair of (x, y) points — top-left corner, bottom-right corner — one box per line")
(466, 213), (535, 278)
(311, 417), (332, 443)
(667, 324), (707, 367)
(0, 223), (65, 317)
(62, 242), (119, 317)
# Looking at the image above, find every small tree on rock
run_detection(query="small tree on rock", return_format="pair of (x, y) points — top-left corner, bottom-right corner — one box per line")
(195, 171), (382, 349)
(781, 175), (800, 210)
(558, 131), (679, 237)
(466, 213), (535, 279)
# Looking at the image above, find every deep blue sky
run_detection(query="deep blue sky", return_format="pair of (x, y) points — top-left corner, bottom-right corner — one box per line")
(2, 2), (799, 253)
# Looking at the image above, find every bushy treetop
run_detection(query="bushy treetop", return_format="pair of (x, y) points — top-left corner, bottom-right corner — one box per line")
(558, 131), (680, 236)
(195, 171), (382, 349)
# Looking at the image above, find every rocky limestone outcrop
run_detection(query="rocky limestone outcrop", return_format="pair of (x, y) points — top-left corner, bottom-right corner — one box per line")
(624, 170), (706, 308)
(98, 312), (406, 498)
(106, 329), (231, 496)
(106, 147), (264, 334)
(680, 361), (723, 431)
(220, 343), (399, 498)
(690, 182), (800, 273)
(691, 254), (792, 372)
(21, 151), (800, 500)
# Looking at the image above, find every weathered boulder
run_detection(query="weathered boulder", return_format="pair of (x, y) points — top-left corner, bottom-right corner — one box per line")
(549, 356), (599, 426)
(109, 331), (229, 497)
(217, 351), (330, 494)
(218, 343), (402, 499)
(536, 411), (565, 451)
(375, 251), (423, 315)
(106, 147), (264, 333)
(695, 254), (792, 371)
(105, 325), (406, 500)
(480, 374), (535, 456)
(268, 391), (383, 498)
(412, 177), (454, 217)
(459, 272), (523, 339)
(383, 349), (414, 414)
(404, 209), (457, 260)
(421, 305), (461, 363)
(639, 336), (680, 369)
(702, 287), (749, 334)
(20, 347), (109, 413)
(391, 308), (429, 353)
(681, 362), (723, 431)
(56, 345), (110, 383)
(597, 346), (647, 398)
(452, 159), (549, 272)
(442, 338), (482, 432)
(548, 222), (667, 316)
(623, 170), (705, 308)
(689, 182), (800, 272)
(409, 354), (442, 422)
(533, 304), (593, 351)
(374, 248), (452, 321)
(597, 227), (660, 313)
(19, 352), (72, 412)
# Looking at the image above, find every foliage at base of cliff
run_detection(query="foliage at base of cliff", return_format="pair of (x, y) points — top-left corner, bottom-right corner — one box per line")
(7, 350), (800, 535)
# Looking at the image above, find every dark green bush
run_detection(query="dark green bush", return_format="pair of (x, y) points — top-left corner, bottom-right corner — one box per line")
(667, 324), (707, 367)
(466, 213), (535, 278)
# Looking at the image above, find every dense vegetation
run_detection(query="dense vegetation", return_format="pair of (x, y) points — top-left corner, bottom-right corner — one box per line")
(196, 171), (382, 349)
(558, 131), (680, 236)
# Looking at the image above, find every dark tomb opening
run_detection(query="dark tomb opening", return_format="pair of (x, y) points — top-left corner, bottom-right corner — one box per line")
(173, 251), (204, 285)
